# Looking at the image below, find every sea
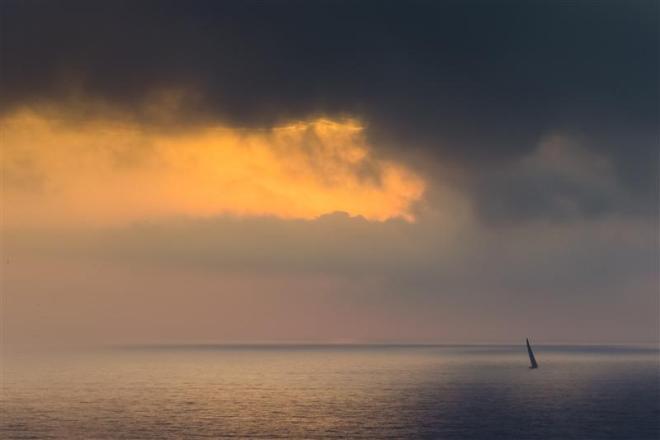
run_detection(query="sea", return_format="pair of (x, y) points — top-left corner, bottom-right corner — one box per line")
(1, 344), (658, 439)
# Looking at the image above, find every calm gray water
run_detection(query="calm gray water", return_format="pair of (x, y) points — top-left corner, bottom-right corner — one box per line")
(1, 345), (658, 439)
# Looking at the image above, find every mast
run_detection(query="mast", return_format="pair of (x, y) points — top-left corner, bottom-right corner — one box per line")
(526, 338), (538, 369)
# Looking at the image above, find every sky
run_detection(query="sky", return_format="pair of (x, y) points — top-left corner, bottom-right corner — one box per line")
(1, 0), (658, 349)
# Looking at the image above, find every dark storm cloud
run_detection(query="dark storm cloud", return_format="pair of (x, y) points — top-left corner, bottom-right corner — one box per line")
(1, 0), (657, 222)
(473, 132), (658, 223)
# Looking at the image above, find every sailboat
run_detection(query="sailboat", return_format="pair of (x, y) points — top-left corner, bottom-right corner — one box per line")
(526, 338), (538, 369)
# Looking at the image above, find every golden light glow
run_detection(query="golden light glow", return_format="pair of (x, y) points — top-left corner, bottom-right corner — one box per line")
(1, 105), (425, 228)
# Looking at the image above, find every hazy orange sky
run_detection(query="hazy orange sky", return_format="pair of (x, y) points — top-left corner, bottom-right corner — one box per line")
(2, 100), (655, 349)
(2, 103), (424, 228)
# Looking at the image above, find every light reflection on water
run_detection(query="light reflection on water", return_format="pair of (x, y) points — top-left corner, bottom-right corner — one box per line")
(2, 345), (658, 439)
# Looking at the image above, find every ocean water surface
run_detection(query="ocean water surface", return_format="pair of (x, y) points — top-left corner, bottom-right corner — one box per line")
(1, 344), (658, 439)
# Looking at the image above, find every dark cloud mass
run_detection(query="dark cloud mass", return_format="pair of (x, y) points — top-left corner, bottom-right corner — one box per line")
(2, 0), (657, 223)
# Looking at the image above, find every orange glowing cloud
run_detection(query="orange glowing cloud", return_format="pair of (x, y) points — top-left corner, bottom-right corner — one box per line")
(1, 104), (425, 228)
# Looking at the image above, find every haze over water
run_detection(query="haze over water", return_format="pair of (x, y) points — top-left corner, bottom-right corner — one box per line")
(2, 344), (658, 439)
